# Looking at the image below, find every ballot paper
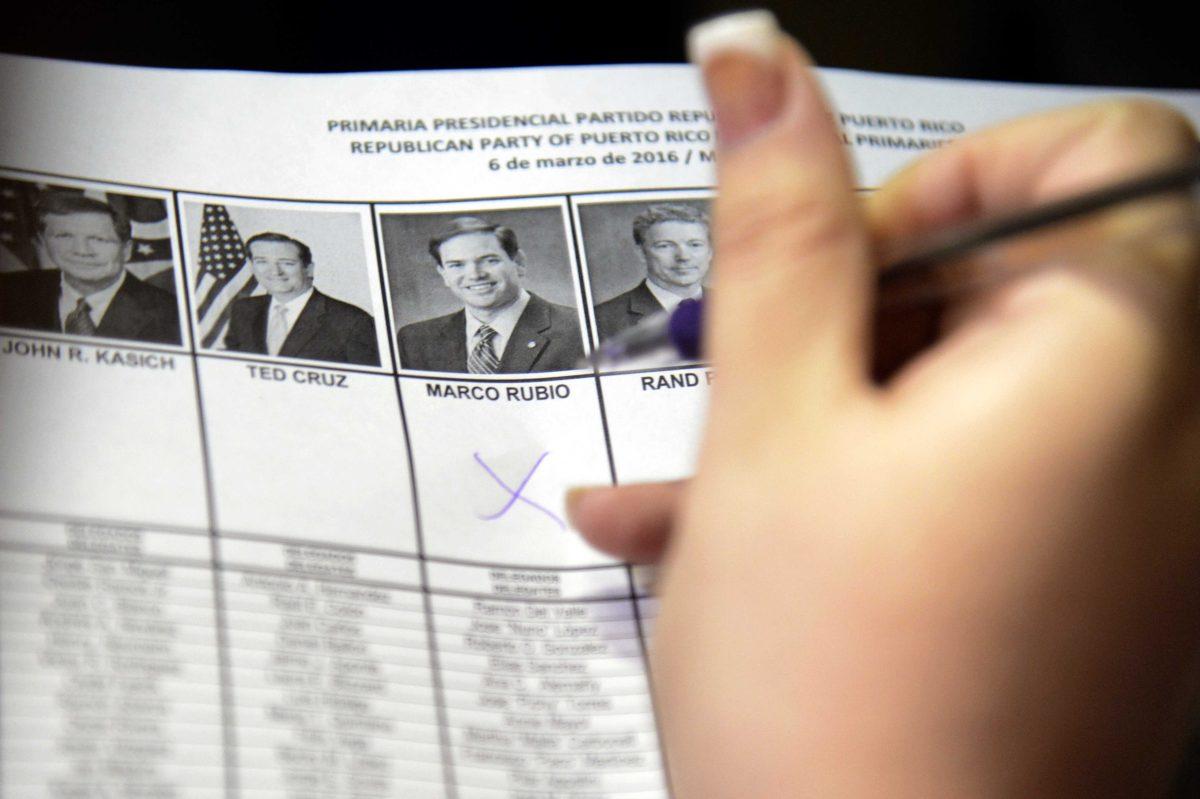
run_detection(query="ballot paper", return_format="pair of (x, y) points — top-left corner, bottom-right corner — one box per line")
(1, 56), (1198, 798)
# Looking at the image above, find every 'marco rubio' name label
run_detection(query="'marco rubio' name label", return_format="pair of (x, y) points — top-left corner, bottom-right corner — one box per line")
(425, 382), (571, 402)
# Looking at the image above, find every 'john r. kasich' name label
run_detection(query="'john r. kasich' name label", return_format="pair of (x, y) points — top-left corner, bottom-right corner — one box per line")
(1, 338), (176, 369)
(425, 382), (571, 402)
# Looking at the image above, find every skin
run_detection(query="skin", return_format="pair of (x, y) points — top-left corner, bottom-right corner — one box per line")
(568, 34), (1200, 798)
(40, 212), (132, 296)
(641, 219), (712, 296)
(249, 240), (314, 302)
(436, 231), (525, 323)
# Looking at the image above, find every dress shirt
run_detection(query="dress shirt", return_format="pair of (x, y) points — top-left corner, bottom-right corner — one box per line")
(464, 289), (531, 359)
(644, 279), (702, 314)
(268, 286), (314, 340)
(59, 271), (127, 331)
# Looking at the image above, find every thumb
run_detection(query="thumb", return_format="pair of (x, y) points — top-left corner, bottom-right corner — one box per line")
(689, 12), (874, 416)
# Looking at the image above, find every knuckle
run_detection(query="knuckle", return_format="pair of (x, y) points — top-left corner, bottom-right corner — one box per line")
(1088, 98), (1199, 153)
(1015, 269), (1170, 373)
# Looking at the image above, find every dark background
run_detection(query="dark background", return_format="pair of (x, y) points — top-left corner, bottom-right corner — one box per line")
(2, 0), (1196, 88)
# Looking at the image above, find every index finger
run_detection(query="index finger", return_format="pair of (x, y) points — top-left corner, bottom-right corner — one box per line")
(689, 13), (875, 421)
(866, 100), (1199, 379)
(869, 99), (1199, 278)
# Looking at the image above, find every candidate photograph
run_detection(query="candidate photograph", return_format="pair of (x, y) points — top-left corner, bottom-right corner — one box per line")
(0, 179), (182, 345)
(578, 200), (712, 345)
(183, 201), (381, 367)
(380, 207), (585, 374)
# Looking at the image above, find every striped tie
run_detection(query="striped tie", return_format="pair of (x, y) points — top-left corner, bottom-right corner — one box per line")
(64, 298), (97, 336)
(468, 324), (500, 374)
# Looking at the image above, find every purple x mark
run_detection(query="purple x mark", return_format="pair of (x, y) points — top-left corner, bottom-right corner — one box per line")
(473, 451), (566, 531)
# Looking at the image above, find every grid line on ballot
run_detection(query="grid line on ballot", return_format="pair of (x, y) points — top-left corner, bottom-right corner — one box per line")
(0, 521), (641, 585)
(199, 349), (392, 378)
(0, 507), (208, 532)
(3, 712), (666, 755)
(369, 198), (461, 798)
(0, 558), (651, 622)
(1, 163), (724, 215)
(0, 163), (693, 799)
(0, 517), (661, 573)
(567, 192), (677, 798)
(173, 190), (245, 798)
(623, 561), (673, 798)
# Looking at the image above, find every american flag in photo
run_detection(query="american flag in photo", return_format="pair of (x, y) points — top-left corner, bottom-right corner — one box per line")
(0, 181), (174, 284)
(91, 189), (176, 291)
(194, 204), (259, 348)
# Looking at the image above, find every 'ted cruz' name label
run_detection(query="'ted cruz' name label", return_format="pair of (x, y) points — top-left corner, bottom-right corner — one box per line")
(245, 364), (349, 388)
(425, 382), (571, 402)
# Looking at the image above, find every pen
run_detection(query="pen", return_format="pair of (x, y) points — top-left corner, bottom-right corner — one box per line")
(586, 155), (1200, 367)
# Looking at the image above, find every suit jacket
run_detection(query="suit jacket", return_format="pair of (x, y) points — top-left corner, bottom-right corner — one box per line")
(0, 268), (180, 345)
(223, 289), (380, 367)
(593, 281), (664, 342)
(397, 292), (583, 374)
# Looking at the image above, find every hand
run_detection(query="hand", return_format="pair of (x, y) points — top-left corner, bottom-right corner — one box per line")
(568, 12), (1200, 796)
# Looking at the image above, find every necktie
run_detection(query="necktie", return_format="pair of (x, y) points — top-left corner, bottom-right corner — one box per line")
(468, 324), (500, 374)
(64, 298), (97, 336)
(267, 305), (289, 356)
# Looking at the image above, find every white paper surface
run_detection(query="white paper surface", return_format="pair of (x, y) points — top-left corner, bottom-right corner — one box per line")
(1, 54), (1197, 797)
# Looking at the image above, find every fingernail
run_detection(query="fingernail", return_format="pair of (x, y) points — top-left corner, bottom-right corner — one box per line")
(565, 485), (608, 525)
(686, 10), (785, 149)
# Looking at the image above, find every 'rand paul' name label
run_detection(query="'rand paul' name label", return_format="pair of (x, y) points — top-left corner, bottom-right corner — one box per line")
(640, 369), (713, 391)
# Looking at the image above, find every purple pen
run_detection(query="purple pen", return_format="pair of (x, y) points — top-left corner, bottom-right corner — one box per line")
(585, 298), (703, 367)
(585, 155), (1200, 368)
